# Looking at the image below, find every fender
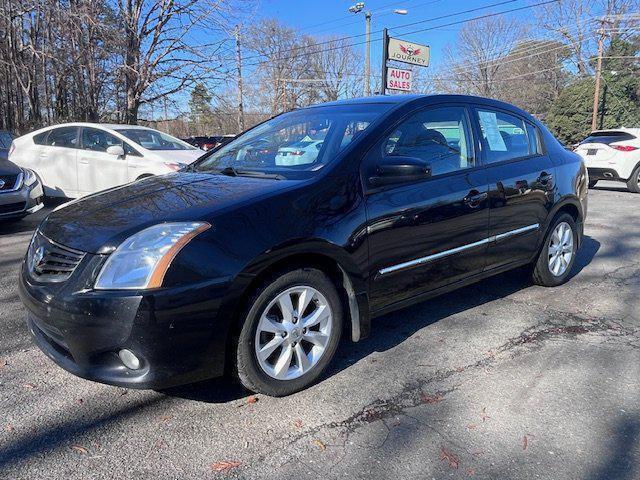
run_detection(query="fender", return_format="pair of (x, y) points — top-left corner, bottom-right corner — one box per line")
(217, 238), (371, 344)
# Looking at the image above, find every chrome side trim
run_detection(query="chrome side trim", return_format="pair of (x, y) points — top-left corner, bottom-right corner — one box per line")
(378, 223), (540, 276)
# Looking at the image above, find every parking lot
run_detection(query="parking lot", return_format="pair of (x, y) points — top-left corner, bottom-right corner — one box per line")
(0, 183), (638, 479)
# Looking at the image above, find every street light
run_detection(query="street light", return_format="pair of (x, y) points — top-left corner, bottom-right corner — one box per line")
(349, 3), (408, 96)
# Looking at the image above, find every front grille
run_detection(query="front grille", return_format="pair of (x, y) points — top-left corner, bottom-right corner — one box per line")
(0, 173), (20, 191)
(0, 201), (26, 214)
(27, 232), (85, 283)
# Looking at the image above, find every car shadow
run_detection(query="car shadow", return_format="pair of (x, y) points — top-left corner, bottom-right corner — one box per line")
(161, 235), (600, 404)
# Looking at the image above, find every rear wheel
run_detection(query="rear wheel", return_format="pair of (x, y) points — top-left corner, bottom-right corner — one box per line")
(626, 165), (640, 193)
(235, 268), (343, 396)
(532, 213), (578, 287)
(588, 180), (598, 188)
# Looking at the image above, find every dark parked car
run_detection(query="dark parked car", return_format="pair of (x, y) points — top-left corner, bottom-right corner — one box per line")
(0, 157), (44, 221)
(183, 135), (235, 151)
(19, 95), (588, 396)
(0, 130), (14, 161)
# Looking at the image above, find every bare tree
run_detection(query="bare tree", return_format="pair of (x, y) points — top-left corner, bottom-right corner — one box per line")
(117, 0), (229, 123)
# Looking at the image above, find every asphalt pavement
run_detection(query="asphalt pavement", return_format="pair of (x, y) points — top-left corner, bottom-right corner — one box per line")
(0, 183), (638, 479)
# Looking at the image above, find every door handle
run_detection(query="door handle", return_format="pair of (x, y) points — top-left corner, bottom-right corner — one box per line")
(463, 190), (487, 208)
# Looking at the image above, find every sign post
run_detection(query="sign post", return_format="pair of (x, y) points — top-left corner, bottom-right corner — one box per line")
(381, 28), (389, 95)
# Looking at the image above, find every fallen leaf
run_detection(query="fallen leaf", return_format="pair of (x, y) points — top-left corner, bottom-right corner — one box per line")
(420, 393), (443, 404)
(22, 383), (36, 390)
(6, 425), (15, 432)
(0, 359), (6, 368)
(247, 396), (258, 405)
(467, 468), (476, 476)
(293, 419), (303, 429)
(440, 446), (459, 469)
(313, 439), (326, 451)
(456, 367), (465, 373)
(523, 433), (534, 450)
(160, 415), (172, 422)
(71, 445), (88, 454)
(480, 407), (490, 422)
(210, 460), (241, 472)
(466, 424), (477, 430)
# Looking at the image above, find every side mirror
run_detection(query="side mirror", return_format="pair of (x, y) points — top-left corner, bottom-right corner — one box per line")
(369, 156), (431, 187)
(106, 145), (125, 157)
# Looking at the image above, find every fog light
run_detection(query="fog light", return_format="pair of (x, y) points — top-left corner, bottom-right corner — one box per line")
(118, 349), (141, 370)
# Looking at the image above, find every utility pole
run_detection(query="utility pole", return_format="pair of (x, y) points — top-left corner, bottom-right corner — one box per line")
(591, 22), (607, 132)
(364, 11), (371, 96)
(235, 24), (245, 133)
(381, 28), (389, 95)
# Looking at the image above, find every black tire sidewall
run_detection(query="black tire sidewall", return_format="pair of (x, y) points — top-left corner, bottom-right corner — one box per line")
(626, 165), (640, 193)
(534, 213), (578, 286)
(236, 268), (343, 396)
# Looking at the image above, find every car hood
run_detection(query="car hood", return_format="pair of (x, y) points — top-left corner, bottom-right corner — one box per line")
(0, 159), (21, 175)
(39, 172), (297, 253)
(147, 149), (205, 164)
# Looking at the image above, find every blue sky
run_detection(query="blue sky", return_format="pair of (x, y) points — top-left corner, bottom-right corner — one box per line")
(248, 0), (534, 70)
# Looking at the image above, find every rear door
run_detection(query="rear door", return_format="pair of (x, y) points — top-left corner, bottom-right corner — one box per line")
(473, 106), (555, 270)
(38, 126), (80, 197)
(364, 104), (490, 313)
(78, 127), (129, 195)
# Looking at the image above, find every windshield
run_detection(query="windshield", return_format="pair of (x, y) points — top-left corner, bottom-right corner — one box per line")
(581, 131), (636, 145)
(193, 104), (391, 177)
(117, 129), (196, 151)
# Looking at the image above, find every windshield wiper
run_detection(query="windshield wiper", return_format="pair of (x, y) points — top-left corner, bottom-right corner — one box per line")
(212, 166), (284, 180)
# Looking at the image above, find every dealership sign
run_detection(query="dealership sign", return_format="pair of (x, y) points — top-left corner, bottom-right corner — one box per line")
(386, 67), (412, 92)
(387, 37), (430, 67)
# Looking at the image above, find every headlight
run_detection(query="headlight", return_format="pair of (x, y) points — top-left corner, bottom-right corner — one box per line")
(22, 169), (37, 187)
(94, 222), (210, 290)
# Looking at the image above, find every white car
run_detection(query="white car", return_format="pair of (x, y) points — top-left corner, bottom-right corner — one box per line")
(574, 128), (640, 193)
(9, 123), (204, 198)
(275, 139), (324, 166)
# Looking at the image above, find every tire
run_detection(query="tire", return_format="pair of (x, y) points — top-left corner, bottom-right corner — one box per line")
(235, 268), (343, 396)
(626, 164), (640, 193)
(588, 180), (598, 188)
(532, 213), (578, 287)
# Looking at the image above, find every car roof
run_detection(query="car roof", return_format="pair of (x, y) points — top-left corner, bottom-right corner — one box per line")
(33, 122), (156, 132)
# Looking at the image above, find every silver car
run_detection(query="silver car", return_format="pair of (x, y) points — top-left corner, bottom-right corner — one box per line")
(0, 157), (44, 222)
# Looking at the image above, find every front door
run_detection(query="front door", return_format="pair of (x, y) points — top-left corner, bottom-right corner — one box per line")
(472, 107), (555, 270)
(363, 104), (490, 313)
(78, 127), (129, 196)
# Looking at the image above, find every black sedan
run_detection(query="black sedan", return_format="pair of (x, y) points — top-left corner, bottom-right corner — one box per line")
(19, 95), (588, 396)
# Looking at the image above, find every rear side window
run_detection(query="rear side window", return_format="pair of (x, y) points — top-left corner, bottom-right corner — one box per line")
(525, 123), (542, 155)
(46, 127), (78, 148)
(580, 131), (636, 145)
(476, 109), (530, 163)
(33, 131), (49, 145)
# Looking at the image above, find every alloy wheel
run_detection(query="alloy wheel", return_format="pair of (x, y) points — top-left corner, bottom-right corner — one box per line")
(254, 286), (332, 380)
(547, 221), (574, 277)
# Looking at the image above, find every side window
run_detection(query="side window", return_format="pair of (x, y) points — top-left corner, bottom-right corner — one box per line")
(33, 131), (49, 145)
(476, 109), (529, 163)
(382, 106), (475, 177)
(525, 122), (542, 155)
(81, 128), (123, 152)
(46, 127), (78, 148)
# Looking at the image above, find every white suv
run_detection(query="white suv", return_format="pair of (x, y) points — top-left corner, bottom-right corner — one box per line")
(574, 128), (640, 193)
(9, 123), (204, 198)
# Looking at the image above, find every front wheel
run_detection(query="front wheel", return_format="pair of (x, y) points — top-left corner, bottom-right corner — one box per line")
(532, 213), (578, 287)
(626, 165), (640, 193)
(235, 268), (343, 396)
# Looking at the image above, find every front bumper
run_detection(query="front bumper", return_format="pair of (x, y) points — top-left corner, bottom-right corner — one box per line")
(0, 180), (44, 219)
(19, 253), (232, 389)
